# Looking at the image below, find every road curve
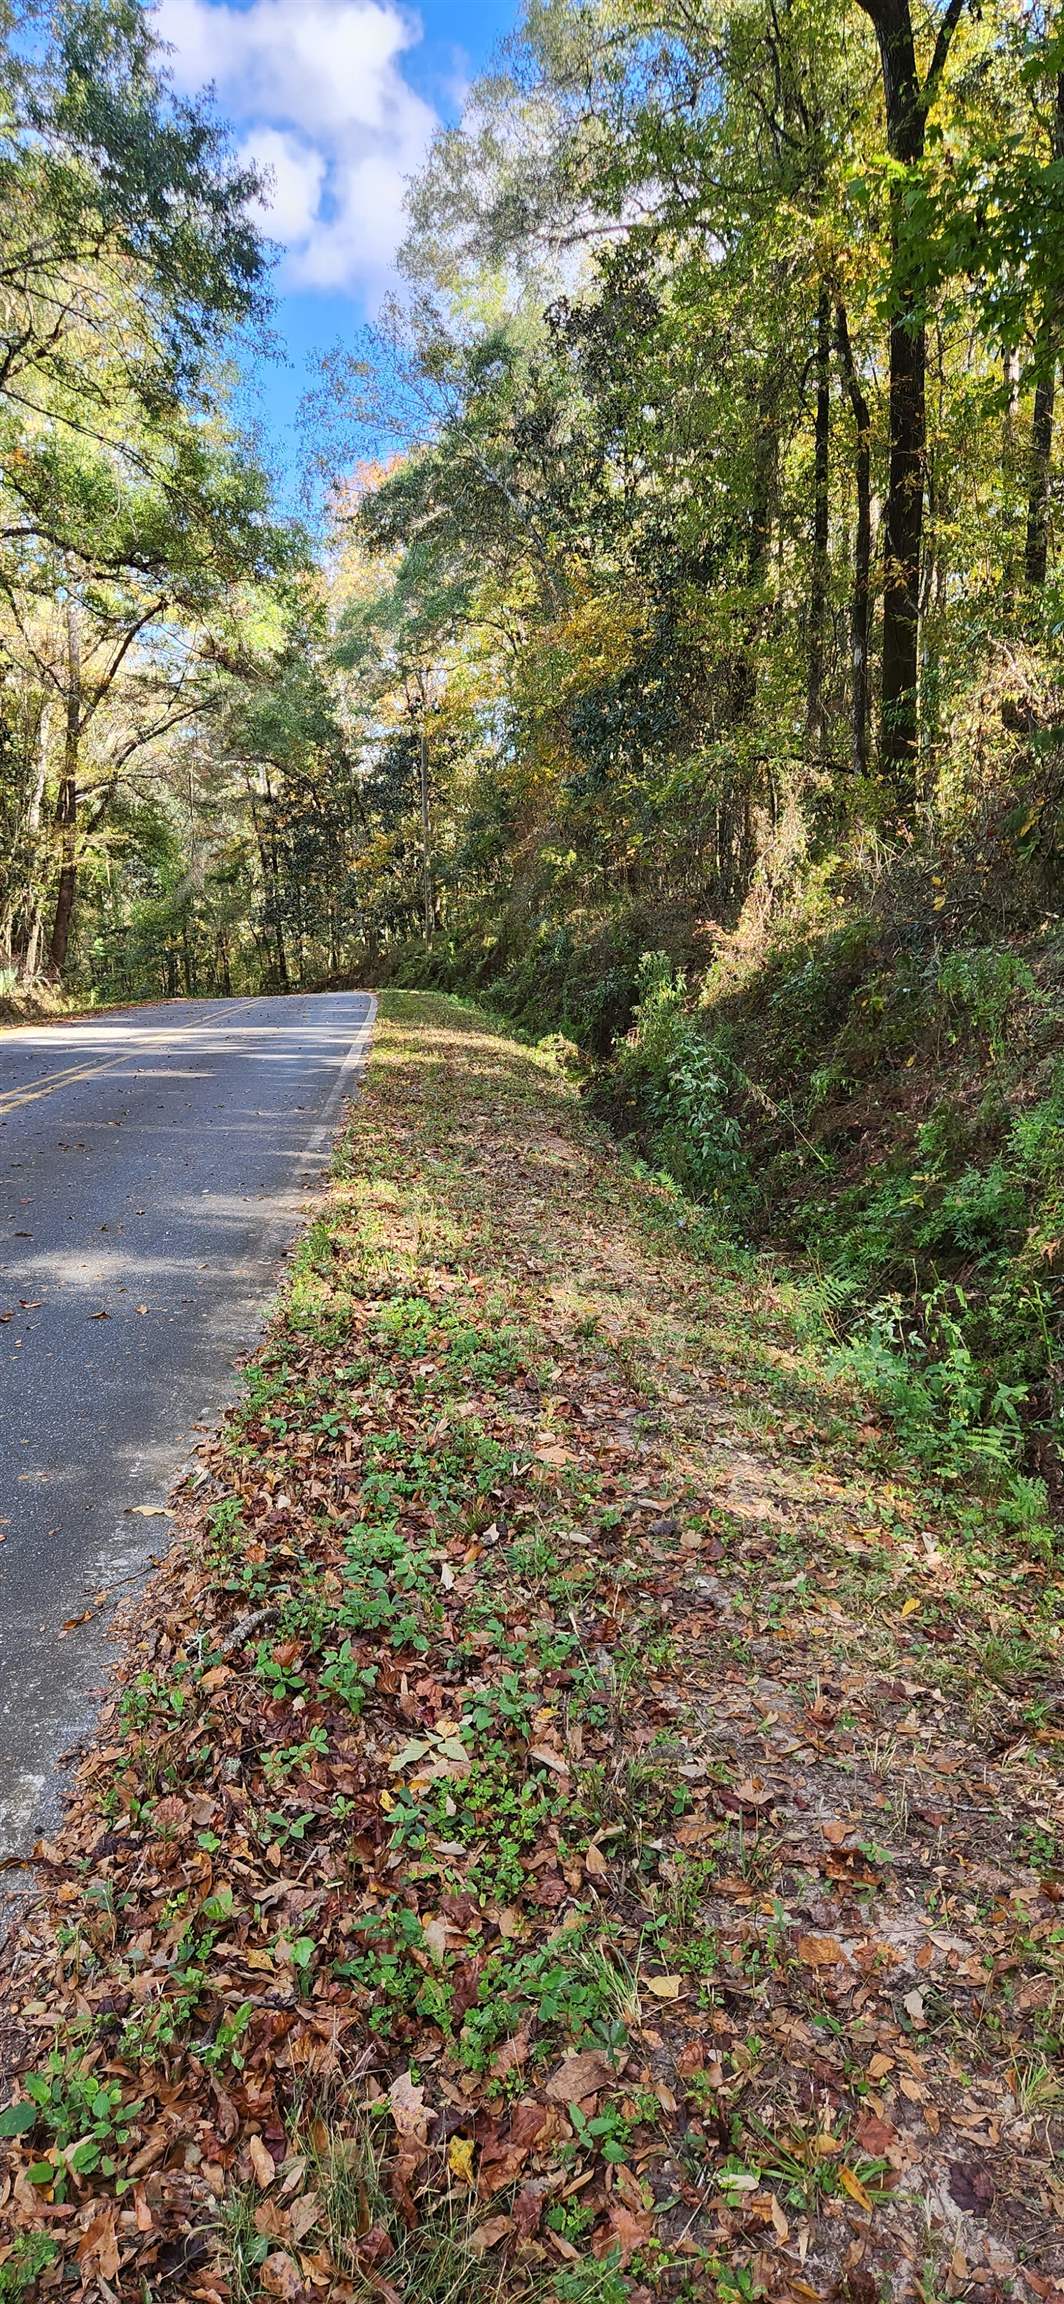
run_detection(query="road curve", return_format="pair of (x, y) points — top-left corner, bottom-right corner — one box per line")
(0, 991), (374, 1881)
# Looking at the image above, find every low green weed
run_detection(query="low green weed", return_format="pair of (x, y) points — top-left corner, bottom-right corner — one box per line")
(15, 2053), (143, 2196)
(0, 2235), (60, 2298)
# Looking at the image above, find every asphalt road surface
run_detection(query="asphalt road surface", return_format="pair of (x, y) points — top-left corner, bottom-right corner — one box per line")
(0, 990), (375, 1890)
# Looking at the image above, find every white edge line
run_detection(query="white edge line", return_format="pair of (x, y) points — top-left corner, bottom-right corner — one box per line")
(302, 991), (378, 1163)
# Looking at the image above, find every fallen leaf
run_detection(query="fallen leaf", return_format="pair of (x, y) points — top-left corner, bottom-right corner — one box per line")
(529, 1742), (570, 1775)
(856, 2114), (897, 2157)
(249, 2135), (276, 2189)
(289, 2191), (322, 2244)
(512, 2183), (544, 2239)
(948, 2163), (994, 2216)
(545, 2050), (616, 2102)
(447, 2135), (475, 2185)
(597, 2200), (652, 2261)
(839, 2165), (874, 2211)
(468, 2215), (513, 2255)
(388, 2070), (429, 2140)
(77, 2210), (120, 2281)
(797, 1934), (846, 1967)
(260, 2252), (303, 2300)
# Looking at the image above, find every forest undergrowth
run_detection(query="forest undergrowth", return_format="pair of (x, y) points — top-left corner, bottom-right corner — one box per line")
(0, 993), (1060, 2304)
(386, 875), (1063, 1554)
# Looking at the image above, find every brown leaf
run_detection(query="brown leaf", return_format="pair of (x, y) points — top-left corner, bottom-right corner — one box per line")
(595, 2201), (652, 2262)
(388, 2070), (428, 2141)
(289, 2191), (322, 2244)
(468, 2215), (513, 2256)
(797, 1934), (846, 1968)
(512, 2183), (544, 2238)
(353, 2225), (394, 2270)
(529, 1743), (570, 1776)
(249, 2135), (276, 2189)
(856, 2113), (897, 2158)
(77, 2210), (120, 2281)
(839, 2164), (874, 2211)
(488, 2029), (528, 2079)
(260, 2252), (303, 2300)
(545, 2050), (617, 2102)
(948, 2163), (994, 2216)
(150, 1795), (187, 1833)
(254, 2200), (289, 2243)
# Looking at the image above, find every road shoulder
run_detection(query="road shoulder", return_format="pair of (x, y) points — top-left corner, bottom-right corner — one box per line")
(0, 992), (1059, 2302)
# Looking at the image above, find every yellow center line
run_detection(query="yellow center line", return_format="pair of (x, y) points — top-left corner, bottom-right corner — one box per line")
(0, 999), (259, 1118)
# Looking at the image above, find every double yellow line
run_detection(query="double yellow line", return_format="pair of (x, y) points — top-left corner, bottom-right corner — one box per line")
(0, 999), (257, 1118)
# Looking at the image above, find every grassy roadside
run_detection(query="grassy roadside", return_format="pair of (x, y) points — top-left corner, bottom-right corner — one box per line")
(0, 990), (1060, 2303)
(0, 985), (98, 1033)
(0, 989), (198, 1033)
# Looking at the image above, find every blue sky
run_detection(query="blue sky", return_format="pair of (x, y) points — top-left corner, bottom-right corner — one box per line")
(153, 0), (517, 488)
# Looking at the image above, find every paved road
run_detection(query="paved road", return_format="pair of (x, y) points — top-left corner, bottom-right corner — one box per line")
(0, 991), (374, 1880)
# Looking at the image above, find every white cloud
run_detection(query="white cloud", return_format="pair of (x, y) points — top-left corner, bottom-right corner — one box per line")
(240, 127), (328, 244)
(154, 0), (440, 293)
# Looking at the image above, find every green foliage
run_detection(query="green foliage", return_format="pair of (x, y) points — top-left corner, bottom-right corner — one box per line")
(610, 956), (755, 1218)
(0, 2234), (60, 2299)
(935, 947), (1041, 1059)
(511, 909), (1062, 1531)
(18, 2052), (143, 2193)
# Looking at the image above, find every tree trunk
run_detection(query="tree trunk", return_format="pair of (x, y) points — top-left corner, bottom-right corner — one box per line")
(1025, 360), (1056, 587)
(5, 691), (50, 980)
(48, 602), (81, 977)
(181, 917), (195, 997)
(856, 0), (965, 799)
(729, 370), (776, 729)
(257, 770), (290, 992)
(1024, 71), (1064, 590)
(835, 304), (873, 781)
(807, 284), (832, 748)
(880, 212), (925, 789)
(415, 675), (435, 942)
(269, 846), (289, 990)
(999, 345), (1023, 616)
